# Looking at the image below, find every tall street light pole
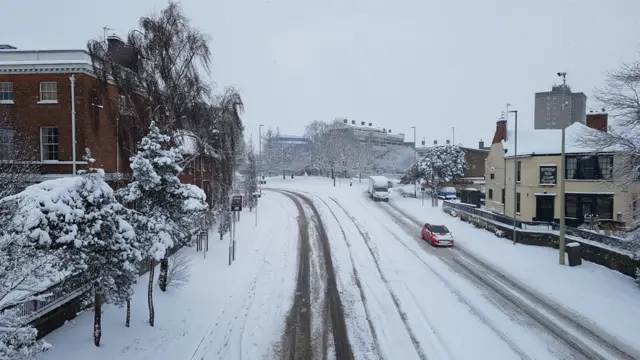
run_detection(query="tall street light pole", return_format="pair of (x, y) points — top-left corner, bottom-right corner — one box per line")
(508, 109), (519, 245)
(558, 72), (568, 265)
(411, 126), (416, 198)
(259, 124), (264, 195)
(452, 127), (455, 145)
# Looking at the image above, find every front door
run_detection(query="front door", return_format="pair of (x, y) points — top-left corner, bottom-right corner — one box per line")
(536, 195), (555, 222)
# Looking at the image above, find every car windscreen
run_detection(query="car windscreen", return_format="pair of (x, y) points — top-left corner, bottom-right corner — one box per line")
(374, 187), (387, 192)
(429, 225), (449, 234)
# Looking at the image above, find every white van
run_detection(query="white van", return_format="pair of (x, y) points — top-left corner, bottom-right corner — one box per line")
(368, 176), (389, 202)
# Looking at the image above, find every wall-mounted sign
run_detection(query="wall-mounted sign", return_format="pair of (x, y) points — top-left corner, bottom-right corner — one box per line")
(539, 165), (557, 186)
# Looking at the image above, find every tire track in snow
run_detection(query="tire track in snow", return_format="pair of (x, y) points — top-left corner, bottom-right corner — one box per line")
(379, 200), (637, 360)
(310, 194), (385, 360)
(327, 198), (429, 360)
(284, 190), (355, 360)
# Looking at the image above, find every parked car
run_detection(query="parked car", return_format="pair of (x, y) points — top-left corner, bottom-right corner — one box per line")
(421, 223), (455, 247)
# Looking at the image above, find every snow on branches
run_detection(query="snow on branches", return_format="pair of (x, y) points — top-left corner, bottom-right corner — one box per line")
(418, 145), (467, 189)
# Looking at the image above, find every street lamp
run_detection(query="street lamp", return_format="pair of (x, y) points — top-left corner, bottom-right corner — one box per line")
(259, 124), (264, 194)
(411, 126), (416, 198)
(558, 72), (568, 265)
(508, 109), (519, 245)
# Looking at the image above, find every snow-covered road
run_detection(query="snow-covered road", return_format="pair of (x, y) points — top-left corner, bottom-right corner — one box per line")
(39, 176), (640, 360)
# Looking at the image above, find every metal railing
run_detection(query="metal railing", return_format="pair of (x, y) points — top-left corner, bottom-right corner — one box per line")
(1, 244), (186, 324)
(442, 201), (640, 254)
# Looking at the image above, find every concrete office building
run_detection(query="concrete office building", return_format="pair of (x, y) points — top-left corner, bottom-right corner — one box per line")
(534, 84), (586, 129)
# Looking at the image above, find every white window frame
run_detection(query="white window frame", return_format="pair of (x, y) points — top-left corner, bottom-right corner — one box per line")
(0, 127), (15, 160)
(38, 82), (58, 104)
(40, 126), (59, 162)
(0, 82), (13, 104)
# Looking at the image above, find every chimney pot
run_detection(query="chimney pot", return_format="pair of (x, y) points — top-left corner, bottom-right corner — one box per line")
(351, 120), (355, 124)
(368, 122), (372, 126)
(433, 140), (437, 145)
(361, 121), (365, 125)
(388, 129), (391, 133)
(343, 119), (348, 124)
(446, 140), (450, 144)
(479, 140), (485, 149)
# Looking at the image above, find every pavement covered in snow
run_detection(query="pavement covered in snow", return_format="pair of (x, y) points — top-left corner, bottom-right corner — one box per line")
(38, 175), (640, 360)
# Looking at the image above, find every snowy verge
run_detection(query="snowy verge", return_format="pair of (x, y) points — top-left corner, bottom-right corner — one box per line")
(392, 196), (640, 352)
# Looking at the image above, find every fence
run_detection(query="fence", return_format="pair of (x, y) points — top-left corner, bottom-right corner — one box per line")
(442, 201), (640, 254)
(1, 244), (186, 324)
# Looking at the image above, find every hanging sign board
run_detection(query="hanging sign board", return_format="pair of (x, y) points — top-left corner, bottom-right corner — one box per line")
(230, 195), (243, 211)
(539, 165), (557, 186)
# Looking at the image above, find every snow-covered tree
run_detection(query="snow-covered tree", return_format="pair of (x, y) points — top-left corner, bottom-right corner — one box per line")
(418, 145), (467, 206)
(1, 150), (141, 347)
(117, 122), (208, 326)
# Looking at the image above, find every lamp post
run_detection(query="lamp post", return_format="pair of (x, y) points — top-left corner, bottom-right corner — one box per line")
(411, 126), (416, 198)
(508, 109), (519, 245)
(558, 72), (568, 265)
(259, 124), (264, 195)
(452, 127), (455, 145)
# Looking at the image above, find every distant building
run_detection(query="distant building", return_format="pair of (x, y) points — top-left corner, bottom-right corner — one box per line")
(334, 118), (405, 150)
(534, 84), (586, 129)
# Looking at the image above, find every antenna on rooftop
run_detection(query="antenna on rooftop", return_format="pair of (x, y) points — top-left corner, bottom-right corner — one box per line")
(102, 25), (115, 43)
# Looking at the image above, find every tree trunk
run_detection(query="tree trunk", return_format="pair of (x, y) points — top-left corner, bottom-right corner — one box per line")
(93, 293), (102, 346)
(282, 169), (285, 179)
(148, 259), (155, 327)
(158, 257), (169, 292)
(125, 299), (131, 327)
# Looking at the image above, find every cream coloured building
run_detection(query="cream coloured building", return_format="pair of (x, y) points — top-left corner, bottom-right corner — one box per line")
(484, 112), (639, 228)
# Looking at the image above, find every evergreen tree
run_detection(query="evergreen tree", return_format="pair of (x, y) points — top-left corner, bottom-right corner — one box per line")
(117, 122), (208, 325)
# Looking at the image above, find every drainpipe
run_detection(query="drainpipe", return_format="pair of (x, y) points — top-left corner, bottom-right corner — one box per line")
(70, 75), (77, 175)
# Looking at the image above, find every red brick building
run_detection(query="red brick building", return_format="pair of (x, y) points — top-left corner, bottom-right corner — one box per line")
(0, 44), (216, 205)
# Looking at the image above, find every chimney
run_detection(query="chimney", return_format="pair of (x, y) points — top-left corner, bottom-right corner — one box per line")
(361, 121), (365, 125)
(446, 139), (450, 144)
(368, 122), (372, 126)
(382, 128), (386, 132)
(586, 112), (608, 132)
(388, 129), (391, 133)
(492, 120), (507, 144)
(433, 140), (437, 145)
(479, 139), (485, 149)
(107, 35), (138, 71)
(343, 119), (348, 124)
(351, 120), (356, 124)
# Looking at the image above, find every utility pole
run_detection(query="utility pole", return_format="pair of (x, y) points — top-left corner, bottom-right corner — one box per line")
(411, 126), (417, 198)
(558, 72), (568, 265)
(508, 109), (519, 245)
(259, 124), (263, 194)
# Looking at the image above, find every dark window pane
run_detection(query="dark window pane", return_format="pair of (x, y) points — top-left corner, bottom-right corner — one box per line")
(597, 196), (613, 220)
(566, 195), (577, 218)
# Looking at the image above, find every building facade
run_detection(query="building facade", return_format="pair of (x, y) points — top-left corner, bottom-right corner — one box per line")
(485, 112), (637, 228)
(534, 84), (587, 129)
(335, 118), (405, 150)
(0, 44), (216, 205)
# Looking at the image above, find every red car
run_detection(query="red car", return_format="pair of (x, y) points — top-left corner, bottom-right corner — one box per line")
(421, 223), (454, 247)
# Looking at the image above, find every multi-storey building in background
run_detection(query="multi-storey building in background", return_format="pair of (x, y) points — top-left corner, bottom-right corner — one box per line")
(0, 40), (215, 203)
(534, 84), (586, 129)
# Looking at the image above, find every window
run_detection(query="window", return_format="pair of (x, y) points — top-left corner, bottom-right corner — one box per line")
(40, 127), (59, 161)
(566, 157), (577, 179)
(501, 188), (505, 204)
(428, 225), (449, 234)
(598, 155), (613, 179)
(516, 160), (521, 182)
(488, 189), (493, 199)
(516, 192), (521, 213)
(0, 127), (14, 160)
(565, 194), (577, 218)
(597, 196), (614, 220)
(0, 82), (13, 102)
(566, 155), (613, 180)
(39, 82), (57, 102)
(490, 173), (495, 180)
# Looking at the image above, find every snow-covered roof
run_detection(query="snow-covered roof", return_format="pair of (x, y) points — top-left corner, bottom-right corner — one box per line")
(503, 122), (615, 157)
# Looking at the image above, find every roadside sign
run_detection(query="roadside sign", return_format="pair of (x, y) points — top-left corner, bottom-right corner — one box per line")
(230, 195), (243, 211)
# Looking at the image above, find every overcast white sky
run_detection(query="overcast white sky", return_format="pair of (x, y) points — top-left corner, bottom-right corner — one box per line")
(4, 0), (640, 148)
